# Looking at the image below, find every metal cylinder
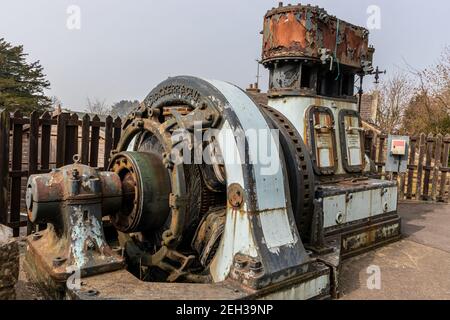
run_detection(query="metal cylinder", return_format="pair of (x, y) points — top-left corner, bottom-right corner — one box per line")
(109, 151), (172, 233)
(26, 164), (122, 224)
(262, 4), (370, 68)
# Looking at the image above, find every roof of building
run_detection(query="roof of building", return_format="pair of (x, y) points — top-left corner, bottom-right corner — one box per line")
(245, 84), (269, 106)
(359, 92), (379, 123)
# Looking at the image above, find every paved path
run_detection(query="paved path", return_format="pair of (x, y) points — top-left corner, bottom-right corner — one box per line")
(340, 202), (450, 300)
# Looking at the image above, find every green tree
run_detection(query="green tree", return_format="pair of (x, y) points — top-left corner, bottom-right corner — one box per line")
(0, 38), (51, 113)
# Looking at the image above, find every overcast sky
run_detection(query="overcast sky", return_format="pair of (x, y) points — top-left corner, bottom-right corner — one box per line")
(1, 0), (449, 111)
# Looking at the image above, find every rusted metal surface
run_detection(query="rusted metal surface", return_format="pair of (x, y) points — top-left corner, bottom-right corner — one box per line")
(192, 208), (226, 267)
(65, 264), (331, 300)
(24, 162), (125, 296)
(67, 269), (245, 300)
(338, 214), (401, 259)
(262, 3), (371, 69)
(227, 184), (244, 208)
(26, 163), (122, 222)
(109, 151), (171, 233)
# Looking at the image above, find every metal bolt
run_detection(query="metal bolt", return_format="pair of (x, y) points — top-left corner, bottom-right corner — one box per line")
(346, 193), (353, 202)
(336, 212), (344, 224)
(87, 240), (95, 251)
(85, 289), (99, 297)
(52, 257), (66, 267)
(32, 233), (42, 241)
(228, 184), (244, 208)
(234, 258), (248, 270)
(249, 260), (262, 270)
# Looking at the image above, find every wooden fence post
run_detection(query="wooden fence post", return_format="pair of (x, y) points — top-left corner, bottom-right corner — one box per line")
(40, 111), (52, 171)
(438, 134), (450, 202)
(113, 117), (122, 151)
(406, 136), (417, 199)
(64, 113), (79, 164)
(399, 172), (406, 200)
(104, 116), (113, 170)
(27, 111), (39, 235)
(10, 111), (24, 237)
(415, 133), (426, 201)
(89, 115), (101, 168)
(431, 134), (443, 201)
(422, 134), (435, 201)
(0, 111), (10, 225)
(37, 111), (53, 232)
(28, 111), (39, 176)
(56, 113), (68, 168)
(81, 114), (90, 165)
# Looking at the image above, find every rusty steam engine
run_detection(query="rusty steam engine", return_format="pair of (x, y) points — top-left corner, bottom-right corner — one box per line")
(24, 3), (401, 300)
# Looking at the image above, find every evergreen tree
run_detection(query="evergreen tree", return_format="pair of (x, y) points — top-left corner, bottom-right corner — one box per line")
(0, 38), (51, 113)
(111, 100), (140, 117)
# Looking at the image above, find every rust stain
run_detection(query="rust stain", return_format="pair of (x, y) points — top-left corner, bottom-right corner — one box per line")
(262, 4), (369, 69)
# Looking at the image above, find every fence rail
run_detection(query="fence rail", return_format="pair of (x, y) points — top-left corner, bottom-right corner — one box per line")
(0, 110), (122, 236)
(365, 131), (450, 203)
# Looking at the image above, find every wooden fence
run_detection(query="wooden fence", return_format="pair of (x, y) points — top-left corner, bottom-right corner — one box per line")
(365, 131), (450, 203)
(0, 110), (122, 236)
